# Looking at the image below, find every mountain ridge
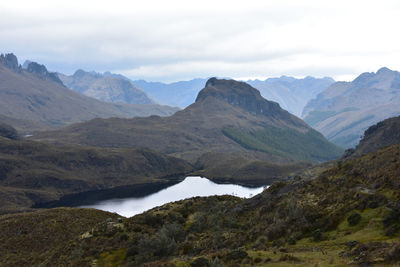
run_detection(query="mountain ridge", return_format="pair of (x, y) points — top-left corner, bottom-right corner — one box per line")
(58, 69), (157, 105)
(33, 78), (342, 165)
(303, 67), (400, 148)
(0, 53), (178, 134)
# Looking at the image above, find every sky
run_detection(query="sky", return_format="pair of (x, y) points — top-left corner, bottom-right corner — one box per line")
(1, 0), (400, 82)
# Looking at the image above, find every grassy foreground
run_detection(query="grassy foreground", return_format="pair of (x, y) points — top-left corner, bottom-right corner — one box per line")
(1, 141), (400, 266)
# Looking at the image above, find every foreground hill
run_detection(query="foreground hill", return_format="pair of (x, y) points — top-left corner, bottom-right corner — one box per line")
(0, 53), (178, 134)
(2, 118), (400, 266)
(34, 78), (342, 165)
(58, 70), (157, 105)
(303, 67), (400, 148)
(0, 137), (192, 214)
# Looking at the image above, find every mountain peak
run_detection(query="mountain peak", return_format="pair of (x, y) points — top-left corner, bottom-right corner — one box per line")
(196, 78), (292, 119)
(0, 53), (20, 71)
(376, 67), (393, 75)
(73, 69), (88, 78)
(27, 62), (63, 84)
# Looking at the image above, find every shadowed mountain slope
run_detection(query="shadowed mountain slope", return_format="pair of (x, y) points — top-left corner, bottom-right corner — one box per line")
(344, 115), (400, 158)
(34, 78), (342, 163)
(0, 137), (192, 214)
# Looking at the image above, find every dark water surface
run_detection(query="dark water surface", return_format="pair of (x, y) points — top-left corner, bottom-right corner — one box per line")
(81, 176), (266, 217)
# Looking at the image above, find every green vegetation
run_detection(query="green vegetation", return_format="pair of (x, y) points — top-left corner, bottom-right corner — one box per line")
(0, 138), (192, 213)
(1, 141), (399, 266)
(304, 110), (339, 126)
(304, 108), (359, 127)
(222, 125), (343, 162)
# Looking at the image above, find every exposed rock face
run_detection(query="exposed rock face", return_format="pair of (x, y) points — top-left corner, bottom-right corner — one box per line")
(0, 53), (20, 71)
(196, 78), (302, 126)
(26, 62), (63, 84)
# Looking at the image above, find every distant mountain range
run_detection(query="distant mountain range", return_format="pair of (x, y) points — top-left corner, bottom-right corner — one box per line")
(0, 53), (178, 134)
(33, 78), (342, 177)
(131, 76), (334, 117)
(56, 68), (333, 117)
(58, 70), (157, 105)
(132, 78), (208, 108)
(302, 67), (400, 148)
(247, 76), (335, 116)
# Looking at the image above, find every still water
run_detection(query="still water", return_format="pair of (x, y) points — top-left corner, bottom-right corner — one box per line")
(81, 176), (266, 217)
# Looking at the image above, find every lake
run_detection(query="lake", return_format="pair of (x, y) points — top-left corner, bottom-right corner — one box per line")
(81, 176), (266, 217)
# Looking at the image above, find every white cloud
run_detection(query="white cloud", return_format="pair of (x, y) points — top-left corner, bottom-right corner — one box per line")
(0, 0), (400, 81)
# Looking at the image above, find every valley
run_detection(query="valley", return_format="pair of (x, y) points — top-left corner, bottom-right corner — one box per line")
(0, 54), (400, 266)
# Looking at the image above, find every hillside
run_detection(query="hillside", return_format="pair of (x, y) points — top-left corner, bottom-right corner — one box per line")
(0, 53), (178, 134)
(302, 67), (400, 148)
(2, 121), (400, 266)
(33, 78), (342, 165)
(59, 70), (156, 105)
(346, 115), (400, 158)
(0, 137), (192, 214)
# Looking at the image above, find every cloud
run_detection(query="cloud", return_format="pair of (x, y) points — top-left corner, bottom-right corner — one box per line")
(1, 0), (400, 81)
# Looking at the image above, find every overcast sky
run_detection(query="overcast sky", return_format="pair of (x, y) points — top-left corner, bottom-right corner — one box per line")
(1, 0), (400, 82)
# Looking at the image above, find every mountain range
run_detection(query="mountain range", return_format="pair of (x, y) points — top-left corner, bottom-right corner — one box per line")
(247, 76), (335, 116)
(58, 70), (157, 105)
(0, 77), (342, 213)
(33, 78), (342, 169)
(0, 53), (178, 134)
(303, 67), (400, 148)
(131, 76), (334, 117)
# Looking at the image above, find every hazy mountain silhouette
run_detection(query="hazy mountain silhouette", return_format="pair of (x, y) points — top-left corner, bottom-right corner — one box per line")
(303, 67), (400, 148)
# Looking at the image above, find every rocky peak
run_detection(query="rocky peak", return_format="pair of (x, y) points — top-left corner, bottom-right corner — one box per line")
(376, 67), (393, 75)
(73, 69), (88, 79)
(0, 53), (20, 71)
(22, 60), (32, 69)
(196, 78), (286, 118)
(27, 62), (63, 84)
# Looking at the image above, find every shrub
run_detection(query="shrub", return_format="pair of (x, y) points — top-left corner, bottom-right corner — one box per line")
(347, 212), (362, 226)
(312, 229), (323, 241)
(137, 223), (185, 259)
(190, 257), (210, 267)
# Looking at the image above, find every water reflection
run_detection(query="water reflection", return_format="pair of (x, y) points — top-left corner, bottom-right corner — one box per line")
(81, 176), (266, 217)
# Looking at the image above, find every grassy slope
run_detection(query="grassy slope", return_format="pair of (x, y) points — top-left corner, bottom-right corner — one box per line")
(222, 125), (343, 163)
(1, 142), (400, 266)
(0, 137), (193, 213)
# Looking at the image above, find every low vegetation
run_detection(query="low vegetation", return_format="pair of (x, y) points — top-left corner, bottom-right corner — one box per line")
(1, 140), (399, 266)
(222, 125), (343, 162)
(0, 138), (192, 213)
